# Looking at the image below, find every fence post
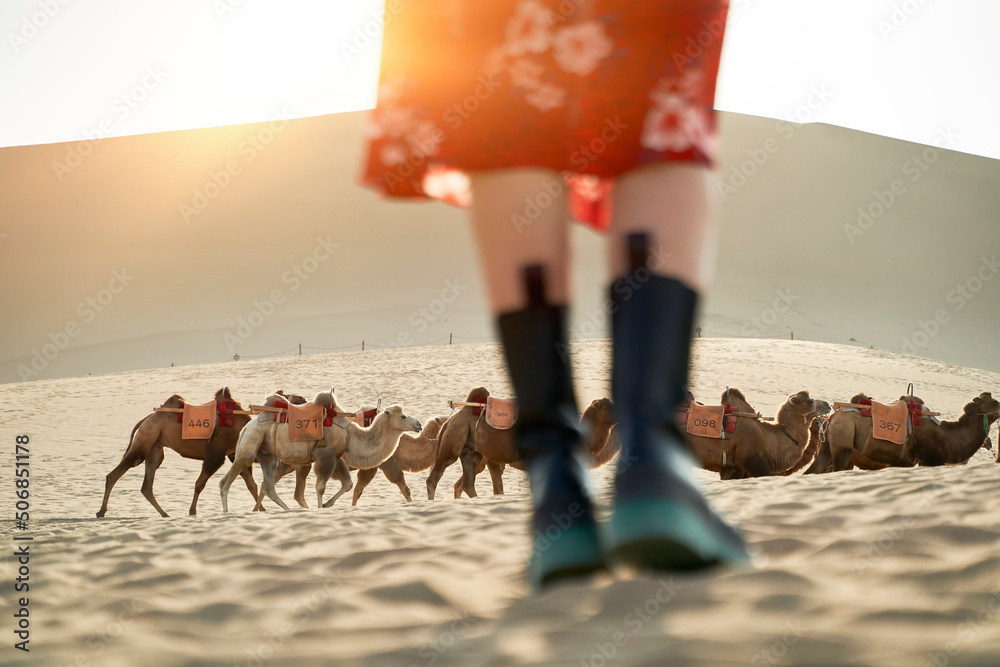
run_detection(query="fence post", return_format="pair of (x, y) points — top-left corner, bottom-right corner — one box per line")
(362, 340), (365, 351)
(299, 343), (302, 355)
(449, 333), (453, 345)
(790, 331), (794, 340)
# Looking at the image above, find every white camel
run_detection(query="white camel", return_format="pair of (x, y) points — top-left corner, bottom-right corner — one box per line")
(219, 391), (421, 512)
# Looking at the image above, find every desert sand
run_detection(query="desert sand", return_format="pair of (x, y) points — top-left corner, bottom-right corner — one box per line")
(2, 337), (999, 666)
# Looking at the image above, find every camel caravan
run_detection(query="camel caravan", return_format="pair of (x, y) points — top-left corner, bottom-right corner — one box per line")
(95, 384), (999, 518)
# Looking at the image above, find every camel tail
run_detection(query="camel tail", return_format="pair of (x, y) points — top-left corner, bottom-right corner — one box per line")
(124, 418), (144, 451)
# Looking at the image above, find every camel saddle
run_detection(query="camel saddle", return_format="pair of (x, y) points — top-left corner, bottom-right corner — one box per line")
(485, 397), (518, 430)
(685, 404), (725, 438)
(181, 401), (217, 439)
(287, 402), (324, 441)
(871, 400), (908, 445)
(679, 403), (738, 437)
(176, 400), (240, 428)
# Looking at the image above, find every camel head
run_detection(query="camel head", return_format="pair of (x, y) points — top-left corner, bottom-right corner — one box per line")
(275, 390), (307, 405)
(967, 392), (1000, 419)
(161, 393), (185, 408)
(721, 388), (754, 413)
(784, 391), (832, 424)
(466, 386), (490, 401)
(377, 405), (422, 434)
(582, 398), (615, 427)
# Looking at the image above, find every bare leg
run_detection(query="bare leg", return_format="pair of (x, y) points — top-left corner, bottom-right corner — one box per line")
(469, 168), (569, 314)
(140, 445), (169, 518)
(321, 458), (353, 508)
(607, 163), (716, 290)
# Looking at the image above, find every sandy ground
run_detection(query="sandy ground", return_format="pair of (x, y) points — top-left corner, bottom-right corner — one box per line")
(2, 338), (1000, 666)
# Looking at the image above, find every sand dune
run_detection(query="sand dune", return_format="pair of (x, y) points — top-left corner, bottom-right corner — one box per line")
(2, 109), (998, 384)
(2, 338), (999, 665)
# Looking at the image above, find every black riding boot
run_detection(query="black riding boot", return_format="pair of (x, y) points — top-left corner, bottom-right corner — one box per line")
(496, 266), (606, 589)
(606, 234), (748, 569)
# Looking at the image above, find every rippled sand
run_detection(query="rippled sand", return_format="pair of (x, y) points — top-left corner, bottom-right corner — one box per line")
(2, 339), (999, 666)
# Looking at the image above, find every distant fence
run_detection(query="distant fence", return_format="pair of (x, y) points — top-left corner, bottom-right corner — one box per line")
(233, 329), (807, 361)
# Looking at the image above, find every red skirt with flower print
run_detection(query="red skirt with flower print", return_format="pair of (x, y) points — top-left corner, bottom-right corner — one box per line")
(361, 0), (729, 230)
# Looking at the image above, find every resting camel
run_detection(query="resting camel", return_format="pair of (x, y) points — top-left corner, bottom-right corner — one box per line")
(97, 387), (256, 518)
(908, 392), (1000, 466)
(220, 391), (420, 512)
(427, 388), (621, 500)
(709, 390), (831, 478)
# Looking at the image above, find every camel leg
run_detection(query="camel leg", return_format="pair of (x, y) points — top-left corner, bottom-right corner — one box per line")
(256, 451), (290, 511)
(353, 467), (380, 506)
(294, 464), (310, 509)
(426, 452), (460, 501)
(189, 450), (226, 516)
(96, 449), (145, 518)
(322, 458), (353, 508)
(229, 452), (264, 509)
(457, 448), (482, 499)
(378, 459), (411, 503)
(487, 461), (506, 495)
(220, 425), (266, 513)
(140, 445), (170, 518)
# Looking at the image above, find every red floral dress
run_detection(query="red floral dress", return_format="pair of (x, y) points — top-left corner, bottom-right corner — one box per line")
(361, 0), (729, 230)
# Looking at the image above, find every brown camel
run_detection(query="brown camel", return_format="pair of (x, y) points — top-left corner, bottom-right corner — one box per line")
(683, 389), (755, 475)
(351, 416), (448, 505)
(814, 393), (924, 473)
(908, 392), (1000, 466)
(708, 389), (831, 478)
(428, 389), (621, 500)
(97, 387), (257, 517)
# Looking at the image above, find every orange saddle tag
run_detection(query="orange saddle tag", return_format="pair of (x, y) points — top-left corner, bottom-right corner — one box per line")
(288, 402), (324, 441)
(486, 397), (518, 430)
(872, 400), (907, 445)
(182, 401), (217, 439)
(686, 405), (724, 438)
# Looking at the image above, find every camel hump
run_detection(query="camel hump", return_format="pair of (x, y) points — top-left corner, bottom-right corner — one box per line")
(161, 394), (185, 408)
(215, 386), (232, 402)
(721, 387), (747, 404)
(849, 392), (871, 404)
(466, 386), (490, 401)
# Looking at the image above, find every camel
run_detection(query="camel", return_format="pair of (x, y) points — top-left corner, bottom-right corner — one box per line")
(683, 389), (754, 475)
(427, 388), (621, 500)
(908, 392), (1000, 466)
(220, 390), (420, 512)
(810, 393), (924, 473)
(351, 415), (448, 505)
(703, 389), (831, 478)
(97, 387), (256, 517)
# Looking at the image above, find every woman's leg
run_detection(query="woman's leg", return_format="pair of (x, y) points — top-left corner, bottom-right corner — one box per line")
(604, 161), (748, 569)
(469, 168), (607, 589)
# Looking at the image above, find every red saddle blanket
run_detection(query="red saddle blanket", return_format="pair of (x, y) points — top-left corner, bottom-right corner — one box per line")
(181, 401), (216, 439)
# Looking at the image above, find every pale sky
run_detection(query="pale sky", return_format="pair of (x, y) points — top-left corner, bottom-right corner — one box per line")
(2, 0), (999, 159)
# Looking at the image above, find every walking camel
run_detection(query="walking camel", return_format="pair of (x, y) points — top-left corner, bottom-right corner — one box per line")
(97, 387), (256, 517)
(220, 390), (420, 512)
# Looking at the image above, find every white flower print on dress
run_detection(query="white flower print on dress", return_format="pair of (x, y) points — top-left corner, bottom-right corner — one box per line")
(525, 82), (567, 111)
(552, 22), (614, 76)
(640, 71), (714, 158)
(423, 167), (472, 207)
(504, 0), (552, 56)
